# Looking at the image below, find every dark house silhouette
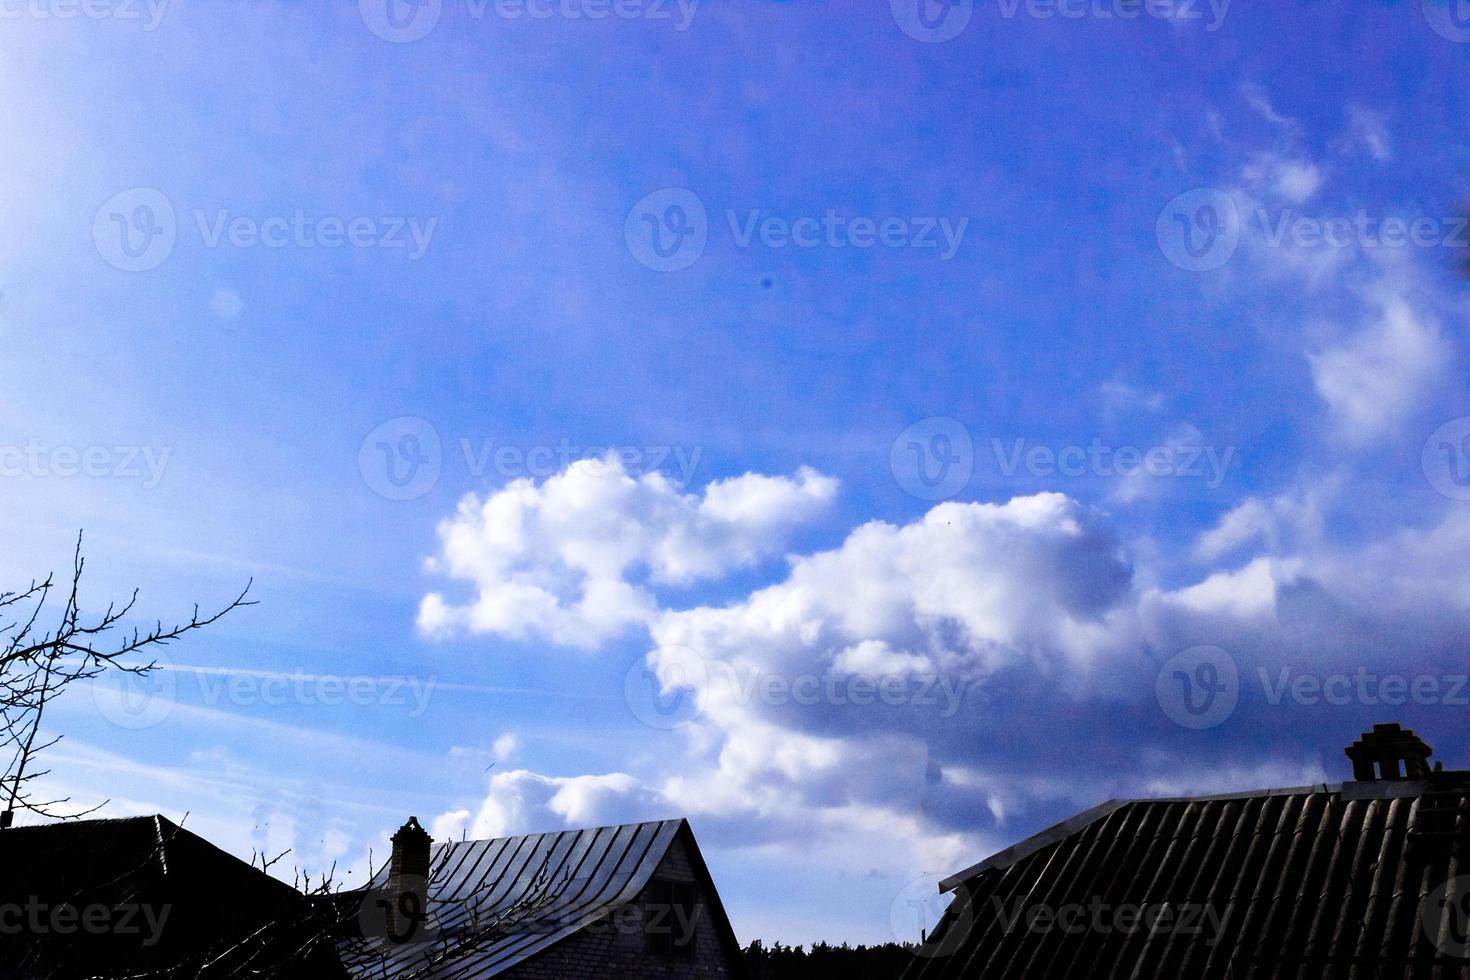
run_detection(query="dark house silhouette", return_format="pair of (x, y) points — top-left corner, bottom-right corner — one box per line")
(0, 813), (743, 978)
(337, 817), (745, 978)
(0, 814), (343, 978)
(904, 724), (1470, 979)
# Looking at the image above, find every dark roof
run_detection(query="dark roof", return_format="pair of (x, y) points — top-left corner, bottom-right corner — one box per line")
(904, 774), (1470, 979)
(0, 814), (342, 978)
(339, 817), (741, 979)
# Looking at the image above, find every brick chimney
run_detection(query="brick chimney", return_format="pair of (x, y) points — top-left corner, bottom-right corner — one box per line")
(386, 816), (432, 939)
(1345, 723), (1436, 781)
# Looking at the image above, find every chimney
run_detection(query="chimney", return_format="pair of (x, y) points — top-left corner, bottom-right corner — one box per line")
(386, 816), (432, 940)
(1345, 723), (1435, 781)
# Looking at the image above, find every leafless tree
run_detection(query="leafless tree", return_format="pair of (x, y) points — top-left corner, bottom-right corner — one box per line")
(0, 532), (253, 827)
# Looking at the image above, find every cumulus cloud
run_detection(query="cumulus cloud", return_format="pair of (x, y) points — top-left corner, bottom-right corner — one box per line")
(443, 769), (670, 841)
(426, 462), (1470, 887)
(418, 454), (837, 648)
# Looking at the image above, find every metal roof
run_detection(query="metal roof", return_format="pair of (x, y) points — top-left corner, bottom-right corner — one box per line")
(903, 775), (1470, 979)
(339, 818), (690, 978)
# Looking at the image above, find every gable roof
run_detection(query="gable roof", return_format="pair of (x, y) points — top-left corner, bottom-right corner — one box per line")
(0, 814), (340, 977)
(904, 774), (1470, 979)
(339, 817), (740, 979)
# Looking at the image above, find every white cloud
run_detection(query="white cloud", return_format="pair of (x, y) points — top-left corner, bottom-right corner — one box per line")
(418, 454), (837, 649)
(428, 461), (1470, 903)
(1271, 160), (1323, 204)
(452, 769), (670, 840)
(1309, 290), (1449, 445)
(492, 732), (521, 761)
(1341, 105), (1392, 162)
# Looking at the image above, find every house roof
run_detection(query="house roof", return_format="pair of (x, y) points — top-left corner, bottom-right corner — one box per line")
(903, 770), (1470, 979)
(338, 817), (740, 979)
(0, 814), (339, 977)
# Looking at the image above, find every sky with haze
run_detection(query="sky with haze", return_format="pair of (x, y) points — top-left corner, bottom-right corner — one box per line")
(3, 0), (1470, 946)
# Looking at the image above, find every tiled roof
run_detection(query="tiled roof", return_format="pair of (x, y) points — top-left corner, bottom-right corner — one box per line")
(904, 776), (1470, 979)
(339, 818), (691, 978)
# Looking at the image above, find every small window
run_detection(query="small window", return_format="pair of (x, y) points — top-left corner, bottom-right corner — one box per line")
(646, 878), (700, 956)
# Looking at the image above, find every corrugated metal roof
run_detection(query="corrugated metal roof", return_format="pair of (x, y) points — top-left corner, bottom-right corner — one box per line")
(903, 776), (1470, 979)
(0, 814), (342, 978)
(338, 818), (687, 978)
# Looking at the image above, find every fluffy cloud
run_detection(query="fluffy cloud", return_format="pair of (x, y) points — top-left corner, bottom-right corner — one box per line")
(435, 769), (670, 842)
(428, 466), (1470, 876)
(418, 455), (837, 649)
(1309, 289), (1449, 445)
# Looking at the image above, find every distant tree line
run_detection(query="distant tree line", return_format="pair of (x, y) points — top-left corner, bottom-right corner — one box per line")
(743, 939), (921, 979)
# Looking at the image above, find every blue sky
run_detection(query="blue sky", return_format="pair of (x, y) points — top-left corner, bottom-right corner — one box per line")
(3, 0), (1470, 946)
